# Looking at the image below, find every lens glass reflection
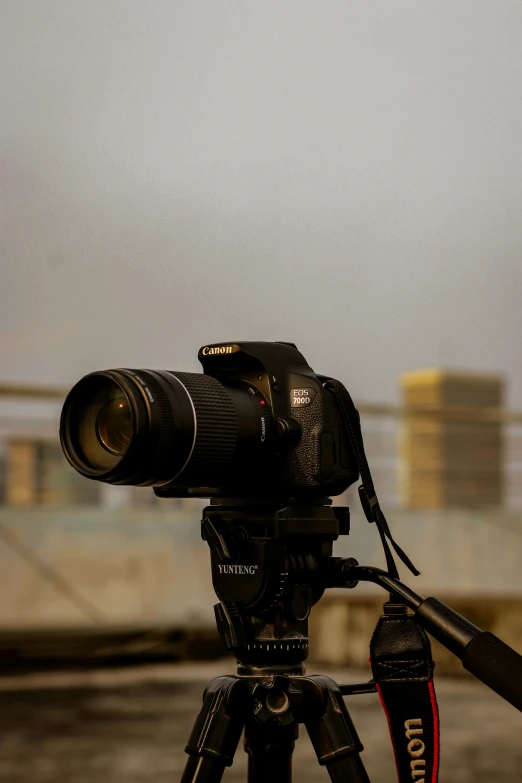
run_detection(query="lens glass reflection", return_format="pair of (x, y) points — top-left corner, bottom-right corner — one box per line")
(71, 378), (133, 471)
(96, 396), (132, 455)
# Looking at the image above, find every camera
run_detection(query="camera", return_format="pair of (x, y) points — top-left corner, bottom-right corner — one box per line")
(60, 341), (358, 499)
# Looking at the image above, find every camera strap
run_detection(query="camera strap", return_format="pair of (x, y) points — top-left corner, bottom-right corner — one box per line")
(320, 376), (419, 579)
(370, 604), (440, 783)
(321, 377), (439, 780)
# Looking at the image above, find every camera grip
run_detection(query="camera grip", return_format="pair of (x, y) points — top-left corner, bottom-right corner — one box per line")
(462, 632), (522, 711)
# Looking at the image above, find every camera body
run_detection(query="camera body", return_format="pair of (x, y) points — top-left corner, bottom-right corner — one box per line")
(155, 341), (357, 499)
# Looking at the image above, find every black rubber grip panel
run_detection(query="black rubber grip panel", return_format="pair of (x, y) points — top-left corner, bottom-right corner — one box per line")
(170, 371), (237, 471)
(462, 632), (522, 711)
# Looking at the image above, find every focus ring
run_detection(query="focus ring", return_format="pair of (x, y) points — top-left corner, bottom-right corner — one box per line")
(124, 369), (176, 484)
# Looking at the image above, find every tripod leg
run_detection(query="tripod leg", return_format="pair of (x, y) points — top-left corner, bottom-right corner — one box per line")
(180, 676), (245, 783)
(304, 676), (371, 783)
(244, 720), (298, 783)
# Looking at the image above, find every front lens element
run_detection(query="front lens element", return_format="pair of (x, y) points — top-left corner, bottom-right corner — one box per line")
(96, 395), (132, 456)
(66, 376), (135, 473)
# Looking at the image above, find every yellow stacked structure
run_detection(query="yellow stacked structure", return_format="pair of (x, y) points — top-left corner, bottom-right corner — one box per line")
(400, 369), (504, 509)
(5, 440), (39, 506)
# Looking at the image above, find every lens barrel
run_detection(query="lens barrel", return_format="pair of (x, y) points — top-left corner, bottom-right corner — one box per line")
(60, 368), (270, 489)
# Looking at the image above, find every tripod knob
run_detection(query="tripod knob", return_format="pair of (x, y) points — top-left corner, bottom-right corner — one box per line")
(202, 516), (238, 562)
(214, 601), (246, 652)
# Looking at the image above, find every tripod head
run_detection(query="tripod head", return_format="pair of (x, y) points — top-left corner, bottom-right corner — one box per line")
(202, 499), (352, 674)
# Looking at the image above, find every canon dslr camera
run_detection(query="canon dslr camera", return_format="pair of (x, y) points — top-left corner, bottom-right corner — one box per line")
(60, 341), (358, 499)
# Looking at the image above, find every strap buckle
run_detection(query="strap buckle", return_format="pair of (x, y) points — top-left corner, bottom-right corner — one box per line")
(358, 484), (378, 523)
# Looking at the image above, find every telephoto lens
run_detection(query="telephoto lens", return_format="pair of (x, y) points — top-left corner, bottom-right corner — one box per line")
(60, 367), (272, 492)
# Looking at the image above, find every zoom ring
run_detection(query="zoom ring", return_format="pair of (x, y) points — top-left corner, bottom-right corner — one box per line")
(170, 372), (238, 473)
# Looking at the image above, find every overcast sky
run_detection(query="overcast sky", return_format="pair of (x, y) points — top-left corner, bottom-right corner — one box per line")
(2, 1), (522, 405)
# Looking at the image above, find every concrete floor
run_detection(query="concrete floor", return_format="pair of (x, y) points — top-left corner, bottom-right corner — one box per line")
(0, 661), (520, 782)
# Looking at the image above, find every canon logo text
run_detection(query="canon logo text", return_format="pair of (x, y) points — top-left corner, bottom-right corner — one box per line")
(404, 719), (426, 781)
(202, 345), (233, 355)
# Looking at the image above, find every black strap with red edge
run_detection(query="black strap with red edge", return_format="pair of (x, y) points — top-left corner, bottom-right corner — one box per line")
(319, 376), (439, 777)
(370, 603), (440, 783)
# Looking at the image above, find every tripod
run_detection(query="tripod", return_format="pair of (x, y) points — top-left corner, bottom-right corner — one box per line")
(180, 500), (522, 782)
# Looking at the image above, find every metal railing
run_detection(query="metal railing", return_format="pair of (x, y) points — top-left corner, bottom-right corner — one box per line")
(1, 381), (522, 509)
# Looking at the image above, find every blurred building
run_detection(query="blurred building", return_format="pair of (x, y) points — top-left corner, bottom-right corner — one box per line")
(400, 369), (504, 508)
(5, 438), (101, 507)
